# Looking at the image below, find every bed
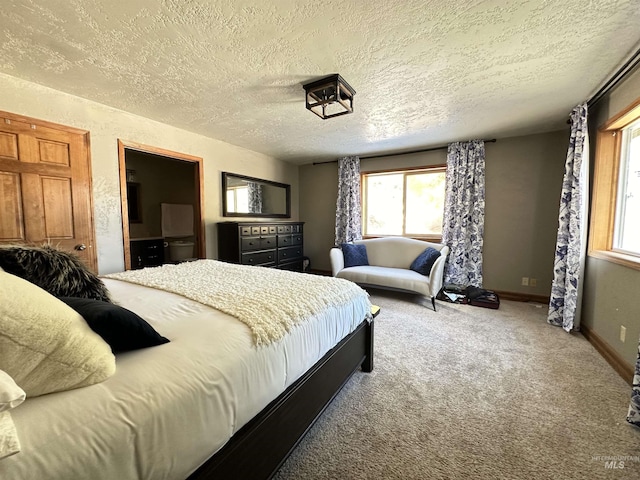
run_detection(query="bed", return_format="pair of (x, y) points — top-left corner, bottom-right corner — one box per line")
(0, 254), (374, 480)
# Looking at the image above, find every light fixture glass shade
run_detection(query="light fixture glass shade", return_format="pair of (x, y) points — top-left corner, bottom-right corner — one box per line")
(303, 74), (356, 119)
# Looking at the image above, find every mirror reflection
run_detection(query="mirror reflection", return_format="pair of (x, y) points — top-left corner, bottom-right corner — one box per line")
(222, 172), (290, 217)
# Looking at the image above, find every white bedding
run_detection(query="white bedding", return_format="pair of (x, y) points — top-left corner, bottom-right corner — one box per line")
(105, 259), (369, 346)
(0, 278), (371, 480)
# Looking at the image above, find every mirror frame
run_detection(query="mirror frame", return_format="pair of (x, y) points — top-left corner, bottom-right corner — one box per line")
(222, 172), (291, 218)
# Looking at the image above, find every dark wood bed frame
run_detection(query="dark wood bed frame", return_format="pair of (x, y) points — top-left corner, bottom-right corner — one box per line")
(189, 317), (375, 480)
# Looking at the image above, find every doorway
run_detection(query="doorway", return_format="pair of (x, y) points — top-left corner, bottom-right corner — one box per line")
(118, 140), (204, 270)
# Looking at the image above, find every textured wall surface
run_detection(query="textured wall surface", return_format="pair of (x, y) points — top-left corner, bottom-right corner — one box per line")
(0, 73), (298, 274)
(1, 0), (639, 163)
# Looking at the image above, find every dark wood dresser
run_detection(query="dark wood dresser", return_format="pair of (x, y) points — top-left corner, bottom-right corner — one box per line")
(130, 238), (165, 270)
(217, 221), (304, 271)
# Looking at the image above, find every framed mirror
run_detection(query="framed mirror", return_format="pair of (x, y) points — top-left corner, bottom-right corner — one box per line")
(222, 172), (291, 218)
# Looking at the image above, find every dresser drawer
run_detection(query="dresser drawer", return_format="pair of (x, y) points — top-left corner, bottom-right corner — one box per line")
(241, 250), (276, 266)
(242, 236), (277, 251)
(278, 234), (292, 247)
(291, 234), (303, 246)
(130, 238), (165, 269)
(278, 246), (303, 263)
(241, 237), (262, 251)
(260, 236), (277, 249)
(277, 225), (293, 234)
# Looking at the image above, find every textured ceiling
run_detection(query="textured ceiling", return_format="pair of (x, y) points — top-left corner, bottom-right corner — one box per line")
(1, 0), (639, 164)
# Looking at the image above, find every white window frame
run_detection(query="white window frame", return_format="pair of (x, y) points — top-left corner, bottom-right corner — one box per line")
(612, 118), (640, 255)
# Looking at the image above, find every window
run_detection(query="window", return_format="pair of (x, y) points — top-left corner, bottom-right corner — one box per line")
(613, 119), (640, 254)
(226, 186), (249, 213)
(590, 96), (640, 270)
(362, 167), (446, 239)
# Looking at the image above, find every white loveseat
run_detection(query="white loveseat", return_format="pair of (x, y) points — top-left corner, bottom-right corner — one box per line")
(330, 237), (450, 310)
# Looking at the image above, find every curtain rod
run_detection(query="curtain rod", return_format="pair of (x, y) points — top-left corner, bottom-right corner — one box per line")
(312, 138), (497, 165)
(588, 44), (640, 108)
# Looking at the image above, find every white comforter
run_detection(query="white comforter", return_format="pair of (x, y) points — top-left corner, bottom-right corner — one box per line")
(0, 278), (371, 480)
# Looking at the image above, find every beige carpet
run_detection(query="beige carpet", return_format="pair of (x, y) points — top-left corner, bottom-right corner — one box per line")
(273, 289), (640, 480)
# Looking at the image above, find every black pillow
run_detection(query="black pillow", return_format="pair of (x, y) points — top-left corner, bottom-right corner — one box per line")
(59, 297), (170, 353)
(410, 247), (441, 276)
(0, 245), (111, 302)
(341, 243), (369, 268)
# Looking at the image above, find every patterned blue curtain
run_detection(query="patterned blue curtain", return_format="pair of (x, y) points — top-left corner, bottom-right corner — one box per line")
(548, 103), (589, 332)
(629, 341), (640, 426)
(247, 182), (263, 214)
(442, 140), (485, 286)
(335, 156), (362, 245)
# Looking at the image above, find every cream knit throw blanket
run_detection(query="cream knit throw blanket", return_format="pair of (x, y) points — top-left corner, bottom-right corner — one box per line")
(106, 260), (370, 346)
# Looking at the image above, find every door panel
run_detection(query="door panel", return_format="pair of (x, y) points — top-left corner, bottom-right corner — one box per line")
(38, 139), (71, 166)
(42, 177), (74, 238)
(0, 112), (97, 271)
(0, 172), (24, 241)
(0, 132), (18, 160)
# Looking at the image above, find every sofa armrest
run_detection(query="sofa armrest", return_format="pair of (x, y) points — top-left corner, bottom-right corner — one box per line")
(428, 254), (447, 298)
(329, 248), (344, 277)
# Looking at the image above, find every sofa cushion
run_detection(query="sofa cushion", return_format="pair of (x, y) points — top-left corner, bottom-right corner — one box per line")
(410, 247), (441, 276)
(337, 265), (431, 297)
(355, 237), (441, 269)
(341, 243), (369, 267)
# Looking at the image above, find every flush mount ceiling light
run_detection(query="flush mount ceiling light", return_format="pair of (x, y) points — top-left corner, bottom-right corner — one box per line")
(303, 74), (356, 119)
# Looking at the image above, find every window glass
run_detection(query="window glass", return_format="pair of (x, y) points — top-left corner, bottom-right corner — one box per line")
(227, 186), (249, 213)
(363, 168), (445, 237)
(614, 119), (640, 254)
(363, 173), (403, 235)
(405, 171), (446, 235)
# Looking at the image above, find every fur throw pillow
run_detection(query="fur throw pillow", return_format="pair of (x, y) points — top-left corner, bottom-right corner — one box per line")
(0, 245), (111, 302)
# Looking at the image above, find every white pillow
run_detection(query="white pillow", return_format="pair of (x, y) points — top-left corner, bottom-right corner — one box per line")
(0, 411), (21, 459)
(0, 370), (25, 412)
(0, 271), (116, 397)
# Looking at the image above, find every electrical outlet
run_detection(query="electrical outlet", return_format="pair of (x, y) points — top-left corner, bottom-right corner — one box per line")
(521, 277), (529, 286)
(620, 326), (626, 343)
(530, 278), (537, 287)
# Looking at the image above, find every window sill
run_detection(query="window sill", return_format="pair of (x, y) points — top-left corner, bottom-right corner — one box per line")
(588, 249), (640, 271)
(363, 234), (443, 243)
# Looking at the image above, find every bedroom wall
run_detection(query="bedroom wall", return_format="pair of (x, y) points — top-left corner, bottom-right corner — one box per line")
(299, 130), (568, 297)
(0, 73), (299, 274)
(582, 64), (640, 368)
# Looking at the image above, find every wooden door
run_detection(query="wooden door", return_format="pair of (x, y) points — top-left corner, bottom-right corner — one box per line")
(0, 111), (97, 271)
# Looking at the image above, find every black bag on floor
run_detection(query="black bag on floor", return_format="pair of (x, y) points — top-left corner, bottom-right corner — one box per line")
(436, 283), (468, 303)
(465, 286), (500, 309)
